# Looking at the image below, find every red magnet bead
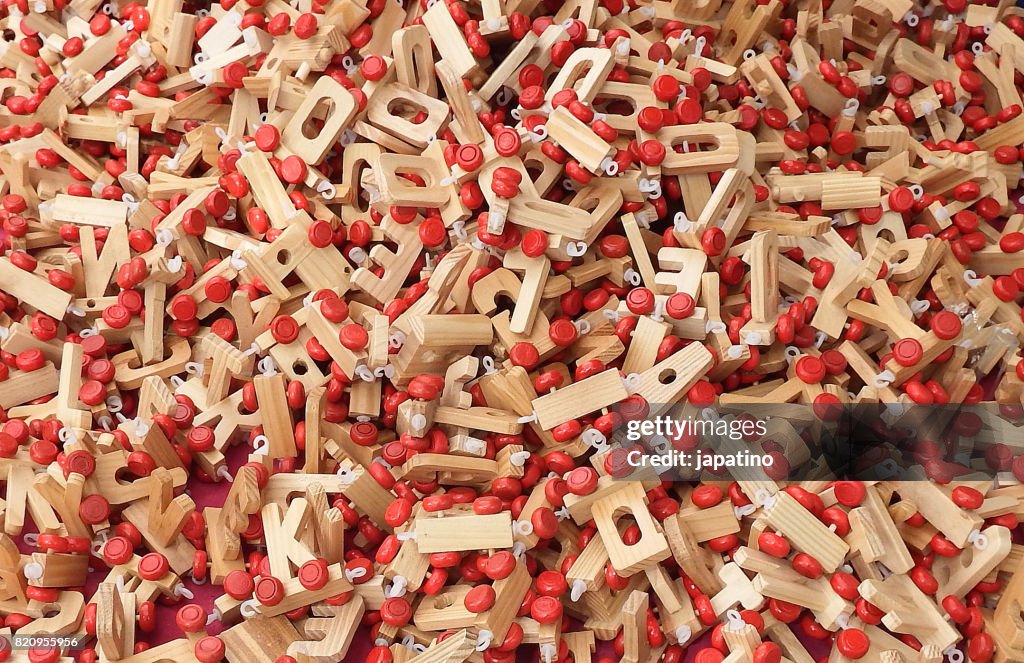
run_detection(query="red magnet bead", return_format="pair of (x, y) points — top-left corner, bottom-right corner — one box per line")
(888, 186), (915, 213)
(652, 74), (680, 101)
(361, 56), (387, 81)
(626, 287), (656, 314)
(380, 597), (413, 626)
(930, 311), (962, 340)
(79, 494), (110, 525)
(565, 467), (598, 495)
(224, 570), (255, 599)
(194, 637), (225, 663)
(509, 342), (540, 369)
(638, 140), (666, 166)
(181, 208), (206, 236)
(494, 129), (522, 157)
(65, 450), (96, 477)
(321, 297), (350, 322)
(830, 131), (857, 155)
(892, 338), (923, 367)
(833, 481), (866, 507)
(791, 552), (822, 579)
(456, 144), (484, 171)
(339, 323), (368, 350)
(15, 349), (45, 371)
(666, 292), (695, 319)
(753, 642), (782, 663)
(418, 217), (447, 247)
(530, 596), (562, 624)
(794, 356), (826, 384)
(176, 604), (207, 633)
(701, 227), (726, 256)
(102, 537), (134, 566)
(298, 560), (329, 590)
(521, 229), (548, 257)
(78, 380), (106, 406)
(101, 303), (132, 329)
(170, 294), (198, 321)
(271, 315), (300, 344)
(280, 155), (307, 184)
(138, 553), (169, 580)
(255, 576), (285, 606)
(350, 422), (378, 446)
(308, 219), (334, 248)
(464, 585), (496, 613)
(836, 628), (870, 659)
(531, 507), (559, 539)
(757, 531), (790, 558)
(186, 426), (215, 452)
(204, 276), (233, 303)
(548, 319), (578, 346)
(952, 486), (984, 509)
(254, 124), (280, 151)
(484, 551), (516, 580)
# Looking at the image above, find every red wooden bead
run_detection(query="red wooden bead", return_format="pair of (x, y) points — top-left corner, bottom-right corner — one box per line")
(836, 628), (870, 659)
(464, 585), (496, 613)
(757, 531), (791, 558)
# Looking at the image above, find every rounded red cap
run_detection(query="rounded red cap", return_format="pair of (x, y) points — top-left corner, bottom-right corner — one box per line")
(102, 536), (134, 566)
(271, 315), (300, 344)
(79, 494), (111, 524)
(254, 576), (285, 606)
(176, 604), (207, 633)
(195, 636), (225, 663)
(298, 560), (329, 590)
(308, 220), (334, 248)
(494, 129), (521, 157)
(930, 311), (962, 340)
(892, 338), (923, 367)
(66, 450), (96, 476)
(138, 553), (170, 580)
(224, 570), (255, 599)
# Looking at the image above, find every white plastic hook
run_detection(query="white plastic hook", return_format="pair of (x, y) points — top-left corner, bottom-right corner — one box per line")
(623, 268), (642, 287)
(566, 241), (587, 257)
(345, 566), (369, 582)
(582, 428), (608, 451)
(476, 631), (493, 652)
(240, 599), (260, 618)
(258, 356), (277, 376)
(510, 450), (532, 467)
(385, 575), (408, 598)
(673, 211), (693, 232)
(252, 435), (269, 455)
(968, 530), (988, 550)
(944, 647), (964, 663)
(873, 369), (896, 388)
(676, 626), (692, 645)
(725, 610), (745, 631)
(481, 356), (497, 375)
(337, 467), (356, 485)
(570, 579), (587, 602)
(705, 321), (727, 334)
(963, 270), (982, 287)
(734, 504), (757, 518)
(174, 586), (194, 599)
(513, 520), (534, 536)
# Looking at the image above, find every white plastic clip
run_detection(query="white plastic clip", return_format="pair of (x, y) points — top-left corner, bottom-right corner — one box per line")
(566, 242), (587, 257)
(968, 530), (988, 550)
(873, 370), (896, 388)
(570, 579), (587, 602)
(509, 450), (531, 466)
